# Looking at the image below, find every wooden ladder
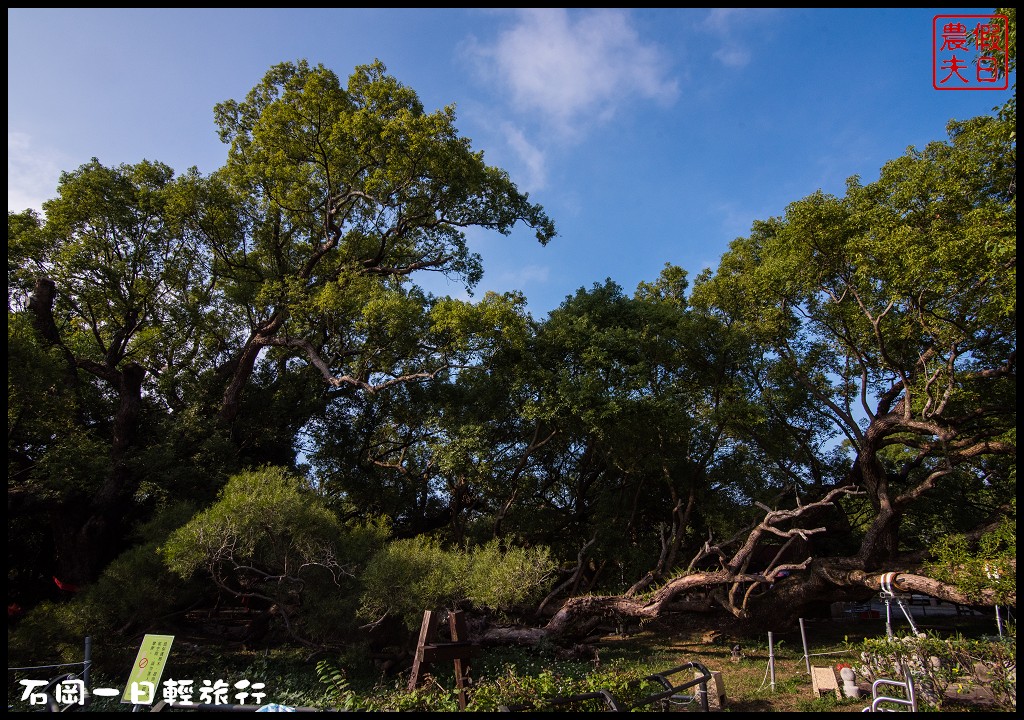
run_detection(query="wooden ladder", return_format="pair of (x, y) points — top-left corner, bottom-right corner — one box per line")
(407, 609), (480, 709)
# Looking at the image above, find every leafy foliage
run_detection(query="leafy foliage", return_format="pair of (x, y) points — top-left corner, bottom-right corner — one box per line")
(6, 50), (1016, 655)
(924, 498), (1016, 605)
(78, 503), (206, 629)
(464, 540), (557, 613)
(690, 107), (1016, 567)
(161, 466), (387, 642)
(314, 659), (357, 710)
(466, 662), (661, 712)
(358, 537), (556, 629)
(857, 631), (1016, 710)
(7, 600), (105, 667)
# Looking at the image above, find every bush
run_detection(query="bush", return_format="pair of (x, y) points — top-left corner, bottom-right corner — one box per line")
(924, 500), (1016, 607)
(7, 600), (103, 667)
(8, 503), (203, 668)
(358, 536), (467, 630)
(857, 631), (1016, 710)
(83, 503), (206, 632)
(159, 466), (387, 643)
(464, 540), (555, 615)
(466, 660), (661, 712)
(359, 537), (556, 630)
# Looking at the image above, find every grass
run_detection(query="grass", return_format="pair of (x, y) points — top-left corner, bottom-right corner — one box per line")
(7, 611), (1009, 712)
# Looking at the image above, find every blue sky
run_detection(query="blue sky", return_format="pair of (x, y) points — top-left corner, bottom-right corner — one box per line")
(7, 8), (1014, 319)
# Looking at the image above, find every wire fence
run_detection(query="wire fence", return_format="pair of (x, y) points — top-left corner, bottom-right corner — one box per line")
(7, 636), (92, 711)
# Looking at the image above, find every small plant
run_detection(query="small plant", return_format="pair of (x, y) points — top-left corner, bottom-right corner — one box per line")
(315, 659), (359, 710)
(857, 631), (1016, 711)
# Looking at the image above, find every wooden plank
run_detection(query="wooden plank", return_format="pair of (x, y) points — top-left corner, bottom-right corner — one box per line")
(408, 610), (439, 692)
(450, 611), (472, 710)
(420, 643), (480, 662)
(408, 608), (479, 708)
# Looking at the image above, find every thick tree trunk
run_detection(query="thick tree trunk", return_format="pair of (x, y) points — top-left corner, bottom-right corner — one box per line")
(476, 487), (1010, 647)
(858, 506), (903, 567)
(218, 334), (268, 425)
(51, 362), (146, 586)
(27, 278), (80, 400)
(847, 432), (903, 567)
(28, 278), (148, 586)
(218, 311), (288, 425)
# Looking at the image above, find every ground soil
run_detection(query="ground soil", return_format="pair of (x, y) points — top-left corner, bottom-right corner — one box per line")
(14, 604), (1005, 712)
(582, 608), (1011, 712)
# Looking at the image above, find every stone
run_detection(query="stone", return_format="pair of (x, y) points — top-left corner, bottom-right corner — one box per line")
(840, 667), (860, 699)
(811, 666), (841, 700)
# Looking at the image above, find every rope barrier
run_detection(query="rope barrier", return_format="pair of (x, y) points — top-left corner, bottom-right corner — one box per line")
(8, 661), (88, 672)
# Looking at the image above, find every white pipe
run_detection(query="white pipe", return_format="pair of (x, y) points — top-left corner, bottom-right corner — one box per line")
(799, 617), (811, 674)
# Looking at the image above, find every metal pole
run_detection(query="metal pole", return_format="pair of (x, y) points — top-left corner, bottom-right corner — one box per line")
(799, 617), (811, 674)
(84, 636), (92, 700)
(901, 661), (918, 712)
(995, 606), (1004, 638)
(885, 596), (893, 638)
(768, 632), (776, 691)
(896, 596), (919, 636)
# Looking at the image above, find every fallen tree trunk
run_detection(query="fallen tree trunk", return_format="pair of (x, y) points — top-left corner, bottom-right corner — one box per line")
(474, 485), (1012, 646)
(477, 559), (1011, 646)
(815, 565), (1015, 608)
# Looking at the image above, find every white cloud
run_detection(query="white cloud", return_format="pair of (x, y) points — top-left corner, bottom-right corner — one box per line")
(701, 8), (778, 69)
(8, 131), (66, 214)
(498, 264), (550, 288)
(703, 8), (744, 33)
(713, 46), (752, 69)
(469, 9), (678, 140)
(501, 122), (547, 191)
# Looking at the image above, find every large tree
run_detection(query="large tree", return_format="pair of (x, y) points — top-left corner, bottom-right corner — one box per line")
(692, 111), (1015, 564)
(200, 59), (554, 431)
(8, 59), (556, 594)
(9, 160), (214, 586)
(470, 105), (1015, 645)
(517, 108), (1016, 638)
(8, 56), (1014, 651)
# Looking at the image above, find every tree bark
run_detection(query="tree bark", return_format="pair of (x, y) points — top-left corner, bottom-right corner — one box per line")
(475, 488), (1010, 646)
(27, 278), (149, 586)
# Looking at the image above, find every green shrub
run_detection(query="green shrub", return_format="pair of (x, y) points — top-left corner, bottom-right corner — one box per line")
(358, 536), (469, 630)
(465, 660), (660, 711)
(924, 499), (1016, 606)
(82, 503), (206, 633)
(8, 504), (203, 668)
(83, 542), (204, 631)
(7, 600), (103, 666)
(159, 466), (386, 643)
(464, 540), (555, 615)
(359, 537), (556, 630)
(857, 631), (1016, 711)
(160, 466), (344, 580)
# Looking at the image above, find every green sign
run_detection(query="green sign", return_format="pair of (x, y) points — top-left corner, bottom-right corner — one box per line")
(120, 634), (175, 704)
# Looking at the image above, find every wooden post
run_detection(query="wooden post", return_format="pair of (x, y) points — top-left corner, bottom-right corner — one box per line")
(407, 610), (439, 692)
(407, 609), (479, 709)
(694, 670), (727, 709)
(449, 610), (472, 710)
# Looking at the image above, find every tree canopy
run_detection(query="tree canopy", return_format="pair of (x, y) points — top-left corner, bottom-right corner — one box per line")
(7, 56), (1015, 655)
